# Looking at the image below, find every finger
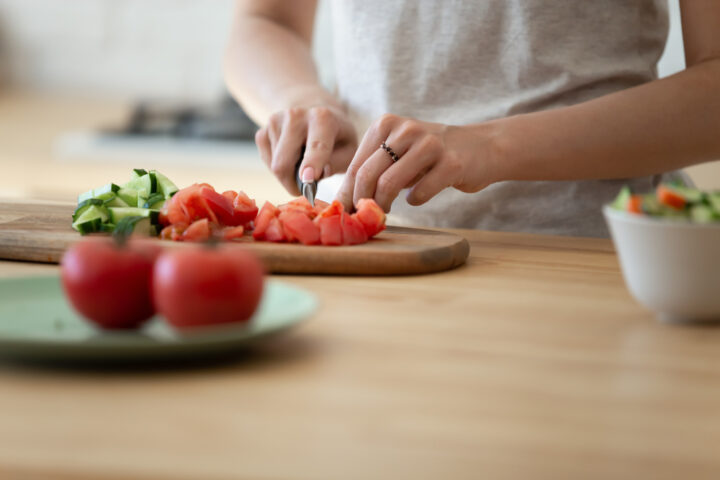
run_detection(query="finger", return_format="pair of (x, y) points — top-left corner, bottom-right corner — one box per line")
(405, 159), (460, 206)
(336, 113), (398, 210)
(271, 109), (307, 195)
(267, 113), (282, 150)
(374, 142), (437, 211)
(352, 124), (430, 209)
(255, 128), (271, 169)
(300, 107), (339, 182)
(352, 148), (393, 206)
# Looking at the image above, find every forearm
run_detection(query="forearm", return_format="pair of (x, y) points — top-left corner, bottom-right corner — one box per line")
(486, 59), (720, 183)
(224, 14), (340, 126)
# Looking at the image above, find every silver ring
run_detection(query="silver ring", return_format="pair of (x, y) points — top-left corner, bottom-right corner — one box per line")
(380, 142), (400, 162)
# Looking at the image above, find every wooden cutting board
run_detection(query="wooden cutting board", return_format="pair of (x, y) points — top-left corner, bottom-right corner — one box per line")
(0, 201), (469, 275)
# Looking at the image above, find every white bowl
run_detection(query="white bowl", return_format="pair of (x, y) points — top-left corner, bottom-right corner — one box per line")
(603, 206), (720, 323)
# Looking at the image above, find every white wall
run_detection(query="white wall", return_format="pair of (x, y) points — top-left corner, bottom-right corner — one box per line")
(0, 0), (335, 102)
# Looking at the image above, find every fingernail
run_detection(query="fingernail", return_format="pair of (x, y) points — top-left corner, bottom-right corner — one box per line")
(302, 167), (315, 182)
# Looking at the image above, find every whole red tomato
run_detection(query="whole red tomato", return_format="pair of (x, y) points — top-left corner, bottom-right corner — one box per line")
(61, 238), (161, 329)
(152, 246), (265, 328)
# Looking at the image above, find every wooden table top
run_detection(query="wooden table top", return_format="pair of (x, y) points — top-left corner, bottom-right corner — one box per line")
(1, 229), (719, 480)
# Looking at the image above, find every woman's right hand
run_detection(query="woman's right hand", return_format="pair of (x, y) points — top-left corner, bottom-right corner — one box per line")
(255, 105), (358, 195)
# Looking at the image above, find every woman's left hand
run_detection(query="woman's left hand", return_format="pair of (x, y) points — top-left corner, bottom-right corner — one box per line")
(335, 114), (500, 212)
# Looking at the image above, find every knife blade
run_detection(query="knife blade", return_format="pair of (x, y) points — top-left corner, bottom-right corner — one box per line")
(295, 147), (317, 206)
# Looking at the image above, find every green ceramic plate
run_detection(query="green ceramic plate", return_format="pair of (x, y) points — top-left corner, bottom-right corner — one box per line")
(0, 275), (316, 363)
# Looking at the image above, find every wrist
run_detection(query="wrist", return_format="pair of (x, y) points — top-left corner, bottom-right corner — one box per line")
(454, 119), (513, 189)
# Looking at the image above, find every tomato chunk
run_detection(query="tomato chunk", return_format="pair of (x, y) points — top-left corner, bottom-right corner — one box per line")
(279, 210), (321, 245)
(341, 213), (368, 245)
(182, 218), (211, 242)
(656, 184), (686, 210)
(160, 222), (188, 242)
(253, 201), (280, 240)
(316, 215), (343, 246)
(232, 191), (259, 225)
(221, 225), (245, 241)
(264, 217), (286, 242)
(354, 198), (386, 237)
(627, 195), (644, 214)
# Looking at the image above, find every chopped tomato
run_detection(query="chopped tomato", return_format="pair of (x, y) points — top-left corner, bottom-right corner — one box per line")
(160, 222), (188, 241)
(253, 201), (280, 240)
(279, 211), (321, 245)
(232, 191), (259, 225)
(200, 186), (235, 225)
(627, 195), (644, 214)
(354, 198), (386, 236)
(316, 215), (343, 246)
(656, 184), (686, 210)
(340, 213), (368, 245)
(264, 217), (285, 242)
(316, 200), (345, 219)
(222, 190), (238, 205)
(182, 218), (211, 242)
(221, 225), (245, 241)
(279, 197), (315, 218)
(312, 199), (330, 217)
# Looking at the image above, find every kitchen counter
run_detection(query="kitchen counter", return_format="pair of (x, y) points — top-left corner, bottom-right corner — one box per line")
(1, 229), (719, 480)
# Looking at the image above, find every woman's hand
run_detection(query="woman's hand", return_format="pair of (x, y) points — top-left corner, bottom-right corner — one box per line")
(336, 114), (500, 212)
(255, 105), (358, 196)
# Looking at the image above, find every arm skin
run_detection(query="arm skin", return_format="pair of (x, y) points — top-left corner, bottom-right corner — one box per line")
(224, 0), (357, 196)
(490, 0), (720, 184)
(336, 0), (720, 211)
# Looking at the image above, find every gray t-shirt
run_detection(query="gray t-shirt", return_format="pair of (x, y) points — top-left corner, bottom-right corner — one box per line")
(329, 0), (686, 237)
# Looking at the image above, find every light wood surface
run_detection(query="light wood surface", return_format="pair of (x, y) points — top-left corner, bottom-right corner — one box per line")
(0, 201), (469, 275)
(1, 89), (720, 479)
(1, 229), (719, 480)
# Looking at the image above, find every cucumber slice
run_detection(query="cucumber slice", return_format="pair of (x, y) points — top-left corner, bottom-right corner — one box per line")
(107, 207), (160, 225)
(708, 193), (720, 214)
(142, 192), (166, 209)
(71, 205), (109, 234)
(123, 173), (157, 198)
(94, 192), (130, 208)
(113, 216), (158, 237)
(611, 186), (631, 210)
(152, 170), (179, 198)
(132, 168), (148, 178)
(690, 204), (717, 223)
(117, 188), (139, 207)
(77, 183), (120, 204)
(673, 185), (704, 204)
(72, 198), (104, 222)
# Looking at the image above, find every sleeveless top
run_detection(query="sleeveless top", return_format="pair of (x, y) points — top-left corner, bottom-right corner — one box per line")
(329, 0), (685, 237)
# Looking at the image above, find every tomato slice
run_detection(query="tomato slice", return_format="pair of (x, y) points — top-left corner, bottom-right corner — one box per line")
(222, 190), (238, 205)
(316, 200), (345, 219)
(627, 195), (644, 214)
(253, 201), (280, 240)
(221, 225), (245, 241)
(312, 199), (330, 217)
(354, 198), (386, 237)
(264, 217), (286, 242)
(279, 210), (321, 245)
(200, 186), (235, 225)
(316, 215), (343, 246)
(232, 191), (259, 225)
(160, 222), (188, 241)
(656, 184), (686, 210)
(182, 218), (211, 242)
(279, 197), (315, 218)
(341, 213), (368, 245)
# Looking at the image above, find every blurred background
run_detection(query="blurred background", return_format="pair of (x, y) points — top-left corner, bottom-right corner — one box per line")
(0, 0), (717, 204)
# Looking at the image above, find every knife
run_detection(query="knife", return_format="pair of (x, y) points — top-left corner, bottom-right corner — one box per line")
(295, 146), (318, 206)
